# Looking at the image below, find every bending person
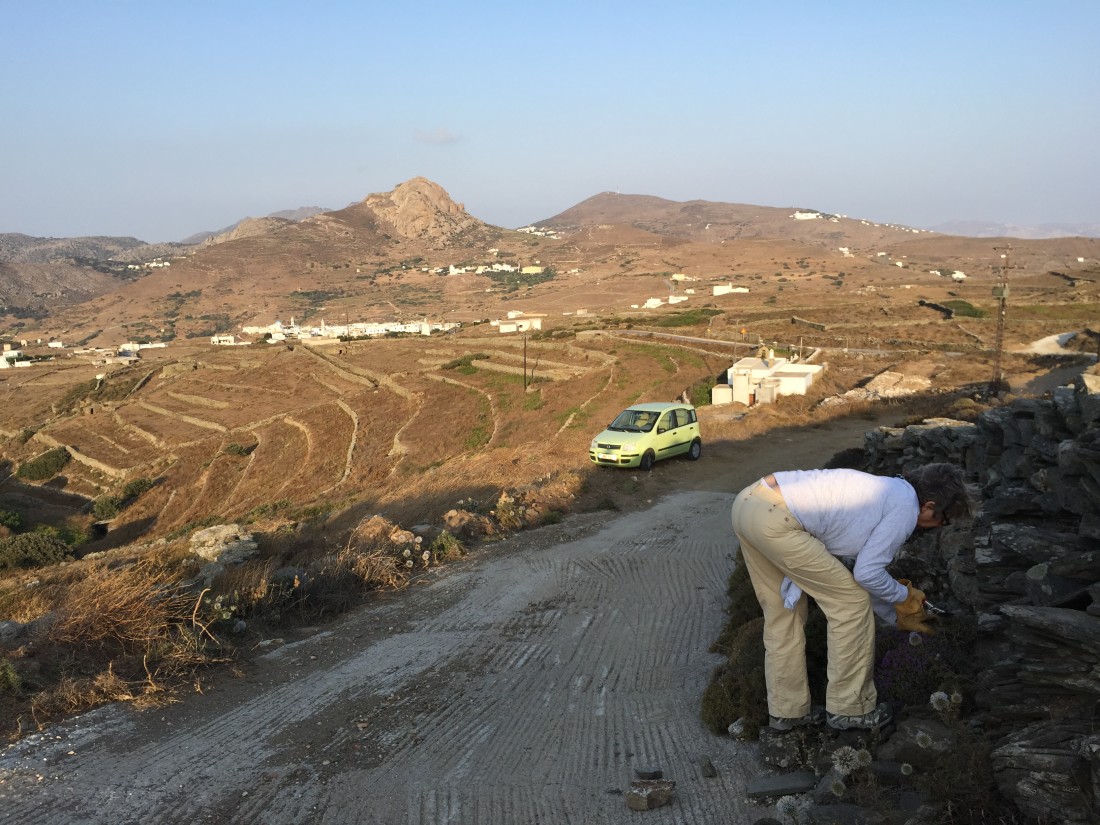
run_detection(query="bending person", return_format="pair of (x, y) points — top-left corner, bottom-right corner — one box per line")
(730, 463), (973, 731)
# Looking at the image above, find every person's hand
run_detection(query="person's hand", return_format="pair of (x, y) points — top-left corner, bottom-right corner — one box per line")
(895, 578), (937, 634)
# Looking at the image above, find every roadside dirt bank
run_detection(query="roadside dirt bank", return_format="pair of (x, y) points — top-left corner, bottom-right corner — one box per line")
(0, 410), (891, 825)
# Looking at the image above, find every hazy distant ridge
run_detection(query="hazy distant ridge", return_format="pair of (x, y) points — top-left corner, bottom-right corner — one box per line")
(930, 220), (1100, 239)
(181, 206), (330, 244)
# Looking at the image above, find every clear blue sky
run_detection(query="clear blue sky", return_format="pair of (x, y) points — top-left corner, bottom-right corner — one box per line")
(2, 1), (1098, 242)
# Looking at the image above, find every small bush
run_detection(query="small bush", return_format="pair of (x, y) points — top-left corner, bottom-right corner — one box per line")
(121, 478), (154, 500)
(430, 531), (465, 561)
(93, 496), (122, 520)
(93, 477), (155, 520)
(0, 660), (24, 696)
(941, 300), (985, 318)
(0, 533), (73, 571)
(223, 443), (252, 457)
(689, 376), (717, 407)
(16, 447), (71, 481)
(442, 353), (489, 370)
(0, 509), (21, 530)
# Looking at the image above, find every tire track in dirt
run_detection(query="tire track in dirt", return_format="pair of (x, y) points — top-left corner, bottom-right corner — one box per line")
(0, 492), (770, 824)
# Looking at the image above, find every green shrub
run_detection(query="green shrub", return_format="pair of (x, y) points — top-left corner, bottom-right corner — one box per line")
(0, 510), (20, 530)
(429, 531), (465, 561)
(0, 660), (24, 696)
(442, 353), (489, 370)
(689, 376), (717, 407)
(941, 300), (985, 318)
(0, 532), (73, 571)
(121, 477), (154, 500)
(224, 443), (252, 457)
(93, 496), (122, 520)
(16, 447), (71, 481)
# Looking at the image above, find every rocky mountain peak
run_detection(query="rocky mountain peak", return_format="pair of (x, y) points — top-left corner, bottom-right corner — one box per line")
(362, 177), (482, 245)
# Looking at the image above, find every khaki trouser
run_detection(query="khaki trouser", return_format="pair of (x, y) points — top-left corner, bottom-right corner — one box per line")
(730, 480), (877, 718)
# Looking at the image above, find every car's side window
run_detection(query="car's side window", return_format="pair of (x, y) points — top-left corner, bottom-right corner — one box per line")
(674, 408), (690, 428)
(657, 413), (671, 433)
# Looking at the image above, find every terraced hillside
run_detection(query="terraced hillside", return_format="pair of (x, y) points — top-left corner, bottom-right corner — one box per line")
(0, 332), (720, 547)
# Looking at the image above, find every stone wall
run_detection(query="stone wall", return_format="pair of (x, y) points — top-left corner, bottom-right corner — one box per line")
(861, 372), (1100, 823)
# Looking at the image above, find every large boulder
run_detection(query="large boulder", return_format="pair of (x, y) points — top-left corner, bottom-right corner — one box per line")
(189, 523), (259, 565)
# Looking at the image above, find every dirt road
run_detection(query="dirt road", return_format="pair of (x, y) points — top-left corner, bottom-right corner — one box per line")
(0, 414), (884, 824)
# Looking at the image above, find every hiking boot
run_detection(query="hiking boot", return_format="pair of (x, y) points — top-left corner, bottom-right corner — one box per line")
(769, 706), (825, 732)
(826, 702), (893, 731)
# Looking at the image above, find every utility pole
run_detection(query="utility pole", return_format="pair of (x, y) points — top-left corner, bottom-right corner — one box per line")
(989, 246), (1012, 396)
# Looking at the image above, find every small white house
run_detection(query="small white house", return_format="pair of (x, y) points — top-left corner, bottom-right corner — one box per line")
(717, 357), (824, 406)
(713, 284), (750, 296)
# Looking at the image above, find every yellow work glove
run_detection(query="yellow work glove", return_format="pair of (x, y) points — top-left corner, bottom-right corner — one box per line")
(895, 578), (937, 634)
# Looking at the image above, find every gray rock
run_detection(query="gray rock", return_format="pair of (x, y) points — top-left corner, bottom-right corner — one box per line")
(746, 771), (817, 798)
(633, 767), (662, 780)
(992, 719), (1097, 824)
(1000, 605), (1100, 655)
(812, 767), (850, 804)
(1024, 562), (1093, 607)
(624, 779), (675, 811)
(876, 718), (957, 768)
(699, 756), (717, 778)
(0, 619), (29, 645)
(189, 523), (259, 564)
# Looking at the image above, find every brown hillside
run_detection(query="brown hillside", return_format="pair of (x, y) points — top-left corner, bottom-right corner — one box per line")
(6, 178), (1099, 352)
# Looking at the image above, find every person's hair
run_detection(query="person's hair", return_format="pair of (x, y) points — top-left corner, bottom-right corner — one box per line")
(902, 463), (976, 521)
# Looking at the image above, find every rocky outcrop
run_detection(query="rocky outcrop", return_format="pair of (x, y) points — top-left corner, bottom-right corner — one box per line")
(189, 524), (259, 565)
(858, 372), (1100, 823)
(362, 177), (485, 247)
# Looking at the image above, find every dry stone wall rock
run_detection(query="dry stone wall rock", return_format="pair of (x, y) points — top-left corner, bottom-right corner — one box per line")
(860, 372), (1100, 822)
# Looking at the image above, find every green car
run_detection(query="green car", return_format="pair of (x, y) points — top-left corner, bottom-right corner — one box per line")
(589, 402), (702, 470)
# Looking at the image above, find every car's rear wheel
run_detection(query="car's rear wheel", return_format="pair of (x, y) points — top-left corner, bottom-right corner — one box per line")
(687, 438), (702, 461)
(639, 450), (655, 471)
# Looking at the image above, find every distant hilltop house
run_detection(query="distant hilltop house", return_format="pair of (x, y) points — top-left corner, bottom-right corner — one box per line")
(792, 210), (840, 223)
(713, 284), (750, 296)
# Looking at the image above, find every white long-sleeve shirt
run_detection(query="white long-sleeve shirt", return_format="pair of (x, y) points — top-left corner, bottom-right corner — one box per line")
(773, 468), (918, 621)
